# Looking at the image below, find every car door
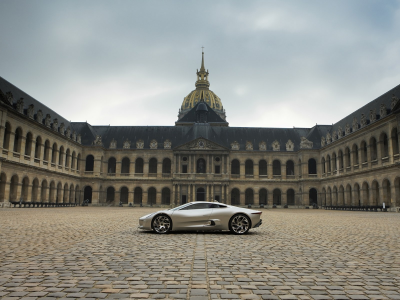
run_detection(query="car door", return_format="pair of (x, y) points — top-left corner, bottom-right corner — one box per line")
(171, 203), (214, 230)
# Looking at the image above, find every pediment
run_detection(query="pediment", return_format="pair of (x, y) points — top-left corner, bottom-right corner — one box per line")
(174, 138), (227, 151)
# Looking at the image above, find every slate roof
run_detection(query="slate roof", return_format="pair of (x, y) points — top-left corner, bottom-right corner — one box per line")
(0, 76), (71, 128)
(330, 83), (400, 135)
(176, 102), (228, 126)
(76, 122), (324, 151)
(1, 76), (399, 151)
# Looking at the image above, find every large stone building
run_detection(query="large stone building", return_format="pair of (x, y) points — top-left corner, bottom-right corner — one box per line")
(1, 53), (400, 210)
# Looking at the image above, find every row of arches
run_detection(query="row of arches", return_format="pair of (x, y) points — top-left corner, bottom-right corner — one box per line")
(321, 178), (400, 206)
(99, 186), (171, 205)
(0, 173), (80, 203)
(322, 129), (399, 173)
(230, 158), (317, 176)
(85, 156), (172, 174)
(3, 122), (82, 169)
(229, 187), (318, 206)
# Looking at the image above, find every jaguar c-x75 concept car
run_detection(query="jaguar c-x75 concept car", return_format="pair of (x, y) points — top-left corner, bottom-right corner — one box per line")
(138, 201), (262, 234)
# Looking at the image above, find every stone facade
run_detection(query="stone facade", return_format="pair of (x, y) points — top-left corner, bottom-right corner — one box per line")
(0, 64), (400, 211)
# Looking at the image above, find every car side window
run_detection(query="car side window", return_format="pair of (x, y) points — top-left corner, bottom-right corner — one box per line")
(180, 203), (212, 210)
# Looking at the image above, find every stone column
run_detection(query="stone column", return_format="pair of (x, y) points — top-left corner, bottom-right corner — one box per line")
(115, 161), (122, 176)
(351, 188), (356, 206)
(128, 189), (134, 204)
(156, 190), (161, 205)
(131, 161), (135, 175)
(19, 136), (26, 155)
(193, 184), (196, 202)
(281, 192), (287, 206)
(254, 190), (259, 206)
(144, 161), (149, 176)
(142, 191), (148, 205)
(240, 163), (245, 179)
(254, 161), (259, 180)
(157, 161), (162, 178)
(9, 132), (15, 153)
(177, 154), (181, 174)
(226, 155), (230, 175)
(173, 155), (177, 174)
(29, 138), (36, 158)
(211, 184), (214, 201)
(388, 133), (394, 164)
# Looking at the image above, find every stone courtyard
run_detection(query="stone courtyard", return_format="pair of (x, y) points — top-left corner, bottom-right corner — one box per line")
(0, 208), (399, 300)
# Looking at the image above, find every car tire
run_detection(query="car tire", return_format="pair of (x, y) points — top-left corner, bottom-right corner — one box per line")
(229, 214), (251, 234)
(151, 214), (172, 234)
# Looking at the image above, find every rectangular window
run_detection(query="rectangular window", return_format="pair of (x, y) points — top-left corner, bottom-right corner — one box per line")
(182, 165), (187, 173)
(215, 165), (220, 174)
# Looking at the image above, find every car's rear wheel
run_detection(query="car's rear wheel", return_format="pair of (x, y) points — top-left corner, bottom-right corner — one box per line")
(151, 214), (172, 234)
(229, 214), (250, 234)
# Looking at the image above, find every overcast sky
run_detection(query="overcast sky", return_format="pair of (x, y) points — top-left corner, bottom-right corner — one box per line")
(1, 1), (399, 128)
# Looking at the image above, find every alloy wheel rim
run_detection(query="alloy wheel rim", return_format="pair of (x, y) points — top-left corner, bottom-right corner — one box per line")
(153, 215), (171, 233)
(231, 215), (249, 234)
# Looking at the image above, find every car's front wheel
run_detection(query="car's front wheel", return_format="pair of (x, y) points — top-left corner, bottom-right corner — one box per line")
(151, 214), (172, 234)
(229, 214), (250, 234)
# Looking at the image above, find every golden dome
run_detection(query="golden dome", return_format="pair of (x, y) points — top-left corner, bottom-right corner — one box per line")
(181, 89), (223, 111)
(179, 52), (226, 121)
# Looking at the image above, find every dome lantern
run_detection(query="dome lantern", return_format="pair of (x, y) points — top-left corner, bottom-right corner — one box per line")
(178, 51), (226, 121)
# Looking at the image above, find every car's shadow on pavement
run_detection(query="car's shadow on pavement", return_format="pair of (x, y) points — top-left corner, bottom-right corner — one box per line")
(138, 230), (260, 235)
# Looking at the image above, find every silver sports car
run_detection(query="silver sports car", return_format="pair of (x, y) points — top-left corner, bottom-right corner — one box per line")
(138, 201), (262, 234)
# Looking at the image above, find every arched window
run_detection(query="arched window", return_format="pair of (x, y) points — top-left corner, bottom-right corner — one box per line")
(0, 173), (7, 202)
(84, 186), (92, 204)
(309, 188), (317, 206)
(43, 140), (50, 161)
(361, 141), (368, 163)
(245, 188), (254, 205)
(162, 158), (171, 173)
(65, 149), (70, 167)
(58, 146), (64, 166)
(370, 137), (377, 161)
(107, 187), (115, 202)
(286, 160), (294, 176)
(392, 128), (399, 155)
(345, 147), (351, 167)
(231, 188), (240, 205)
(71, 151), (76, 169)
(85, 155), (94, 171)
(34, 136), (42, 159)
(273, 160), (281, 175)
(337, 150), (343, 170)
(352, 144), (359, 165)
(326, 155), (331, 172)
(51, 143), (58, 164)
(259, 188), (268, 205)
(231, 159), (240, 175)
(13, 127), (22, 153)
(273, 189), (281, 205)
(259, 160), (267, 176)
(245, 160), (253, 175)
(134, 187), (142, 204)
(162, 188), (171, 205)
(287, 189), (295, 205)
(120, 187), (129, 204)
(121, 157), (130, 174)
(149, 158), (157, 174)
(40, 180), (48, 203)
(108, 157), (116, 173)
(135, 158), (144, 173)
(381, 133), (389, 158)
(9, 175), (19, 202)
(332, 153), (337, 171)
(21, 177), (29, 202)
(3, 122), (11, 150)
(197, 158), (206, 173)
(77, 153), (81, 170)
(25, 132), (33, 156)
(148, 187), (156, 205)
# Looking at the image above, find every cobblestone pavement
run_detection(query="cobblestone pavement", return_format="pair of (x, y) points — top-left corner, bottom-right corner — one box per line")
(1, 207), (400, 300)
